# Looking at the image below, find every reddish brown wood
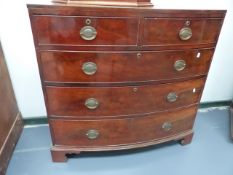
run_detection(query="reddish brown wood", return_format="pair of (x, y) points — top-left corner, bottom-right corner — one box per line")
(46, 78), (205, 117)
(0, 42), (23, 174)
(27, 4), (226, 162)
(28, 6), (226, 50)
(51, 149), (81, 162)
(37, 43), (218, 52)
(50, 129), (193, 162)
(27, 5), (226, 19)
(52, 0), (153, 7)
(180, 132), (194, 145)
(50, 105), (197, 147)
(142, 18), (224, 46)
(33, 15), (138, 46)
(40, 48), (214, 84)
(51, 149), (68, 162)
(0, 114), (23, 174)
(32, 15), (224, 47)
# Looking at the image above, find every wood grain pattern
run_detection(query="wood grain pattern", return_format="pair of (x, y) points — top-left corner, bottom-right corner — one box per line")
(28, 5), (226, 18)
(0, 50), (19, 149)
(50, 105), (197, 147)
(50, 130), (193, 162)
(52, 0), (153, 7)
(46, 78), (205, 117)
(40, 48), (214, 84)
(27, 4), (226, 162)
(33, 15), (138, 46)
(28, 6), (226, 50)
(0, 42), (23, 174)
(142, 18), (224, 46)
(0, 113), (23, 175)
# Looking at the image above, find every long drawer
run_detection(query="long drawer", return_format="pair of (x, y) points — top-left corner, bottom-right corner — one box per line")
(142, 17), (224, 46)
(50, 105), (197, 147)
(40, 48), (214, 84)
(46, 78), (205, 117)
(32, 15), (138, 46)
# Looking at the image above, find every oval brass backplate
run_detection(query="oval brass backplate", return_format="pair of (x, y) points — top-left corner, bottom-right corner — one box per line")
(167, 92), (178, 102)
(179, 27), (192, 41)
(85, 98), (99, 110)
(174, 60), (186, 71)
(162, 122), (172, 131)
(80, 26), (97, 41)
(86, 129), (99, 139)
(82, 62), (97, 75)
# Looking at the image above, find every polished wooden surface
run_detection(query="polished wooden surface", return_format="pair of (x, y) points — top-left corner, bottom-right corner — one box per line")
(28, 6), (225, 50)
(34, 15), (138, 46)
(31, 14), (224, 47)
(28, 5), (226, 18)
(28, 4), (226, 162)
(50, 105), (196, 147)
(52, 0), (153, 7)
(0, 42), (23, 174)
(0, 47), (18, 148)
(40, 48), (214, 84)
(46, 78), (205, 117)
(142, 18), (224, 46)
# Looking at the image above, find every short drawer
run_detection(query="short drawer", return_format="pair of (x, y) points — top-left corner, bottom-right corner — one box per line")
(50, 106), (196, 147)
(40, 48), (214, 84)
(142, 18), (224, 46)
(46, 78), (205, 117)
(33, 15), (138, 46)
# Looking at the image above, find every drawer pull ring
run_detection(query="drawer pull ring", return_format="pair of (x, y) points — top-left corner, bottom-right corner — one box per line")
(86, 129), (99, 139)
(174, 60), (186, 71)
(162, 122), (172, 131)
(179, 27), (192, 40)
(82, 62), (97, 75)
(167, 92), (178, 102)
(85, 98), (99, 110)
(80, 26), (97, 41)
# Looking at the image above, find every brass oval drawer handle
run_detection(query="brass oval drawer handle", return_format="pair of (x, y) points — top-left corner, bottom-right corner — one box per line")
(86, 129), (99, 139)
(82, 62), (97, 75)
(85, 98), (99, 110)
(80, 26), (97, 41)
(174, 60), (186, 71)
(167, 92), (178, 102)
(179, 27), (192, 41)
(162, 122), (172, 131)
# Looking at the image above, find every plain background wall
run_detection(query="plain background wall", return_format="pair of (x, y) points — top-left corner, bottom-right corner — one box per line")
(0, 0), (233, 118)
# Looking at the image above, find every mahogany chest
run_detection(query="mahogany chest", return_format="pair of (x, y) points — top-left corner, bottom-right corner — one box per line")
(27, 4), (226, 162)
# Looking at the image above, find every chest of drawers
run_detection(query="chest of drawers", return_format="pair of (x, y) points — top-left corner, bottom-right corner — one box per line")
(28, 4), (225, 162)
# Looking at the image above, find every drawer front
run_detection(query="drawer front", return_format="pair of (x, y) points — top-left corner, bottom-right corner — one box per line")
(50, 106), (196, 147)
(46, 78), (205, 117)
(40, 48), (214, 84)
(142, 18), (223, 46)
(33, 15), (138, 46)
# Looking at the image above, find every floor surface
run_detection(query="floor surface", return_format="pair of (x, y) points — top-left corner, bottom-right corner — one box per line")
(6, 108), (233, 175)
